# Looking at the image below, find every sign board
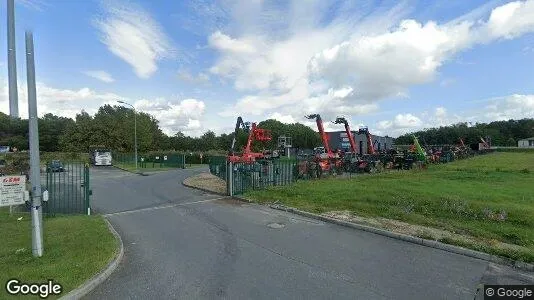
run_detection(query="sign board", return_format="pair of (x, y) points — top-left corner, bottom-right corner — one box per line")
(0, 176), (26, 207)
(141, 158), (144, 162)
(163, 156), (168, 161)
(156, 156), (160, 160)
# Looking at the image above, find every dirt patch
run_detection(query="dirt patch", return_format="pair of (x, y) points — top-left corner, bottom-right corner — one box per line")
(183, 172), (227, 195)
(321, 210), (529, 254)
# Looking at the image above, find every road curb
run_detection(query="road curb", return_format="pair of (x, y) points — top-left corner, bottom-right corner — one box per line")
(182, 179), (228, 196)
(112, 165), (148, 176)
(59, 217), (125, 300)
(231, 195), (534, 273)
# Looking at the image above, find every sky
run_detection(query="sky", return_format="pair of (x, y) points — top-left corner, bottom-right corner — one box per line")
(0, 0), (534, 138)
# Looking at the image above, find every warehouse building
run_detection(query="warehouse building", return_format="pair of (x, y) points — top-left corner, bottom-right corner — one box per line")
(326, 131), (395, 154)
(518, 137), (534, 148)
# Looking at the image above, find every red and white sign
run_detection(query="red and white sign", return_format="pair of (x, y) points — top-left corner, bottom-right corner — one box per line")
(0, 175), (26, 207)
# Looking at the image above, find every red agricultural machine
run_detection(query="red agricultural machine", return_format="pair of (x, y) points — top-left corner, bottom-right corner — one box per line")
(227, 116), (274, 163)
(332, 117), (383, 173)
(296, 114), (343, 178)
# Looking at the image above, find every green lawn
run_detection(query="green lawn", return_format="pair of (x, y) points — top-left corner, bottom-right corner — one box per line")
(0, 209), (119, 299)
(246, 152), (534, 262)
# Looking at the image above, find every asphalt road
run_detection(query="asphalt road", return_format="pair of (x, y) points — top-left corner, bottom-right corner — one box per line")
(84, 167), (534, 300)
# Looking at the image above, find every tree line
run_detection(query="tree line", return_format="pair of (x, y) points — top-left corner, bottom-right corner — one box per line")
(0, 105), (321, 153)
(395, 118), (534, 147)
(2, 105), (532, 153)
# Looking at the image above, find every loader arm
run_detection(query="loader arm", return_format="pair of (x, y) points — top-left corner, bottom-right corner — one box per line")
(334, 117), (357, 154)
(229, 116), (249, 156)
(306, 114), (333, 155)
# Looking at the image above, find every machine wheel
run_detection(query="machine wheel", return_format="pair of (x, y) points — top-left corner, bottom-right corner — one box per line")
(307, 162), (317, 179)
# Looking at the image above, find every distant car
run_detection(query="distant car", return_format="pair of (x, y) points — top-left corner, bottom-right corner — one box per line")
(47, 160), (65, 172)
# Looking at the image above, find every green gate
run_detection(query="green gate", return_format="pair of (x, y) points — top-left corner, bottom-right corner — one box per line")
(42, 161), (91, 216)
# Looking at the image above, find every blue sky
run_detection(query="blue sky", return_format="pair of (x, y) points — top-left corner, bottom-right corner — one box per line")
(1, 0), (534, 137)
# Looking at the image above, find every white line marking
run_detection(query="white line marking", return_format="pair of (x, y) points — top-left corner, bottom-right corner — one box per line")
(104, 197), (227, 217)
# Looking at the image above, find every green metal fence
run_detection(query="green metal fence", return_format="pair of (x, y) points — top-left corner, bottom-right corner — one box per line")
(208, 159), (299, 195)
(114, 152), (187, 169)
(41, 161), (91, 216)
(231, 160), (298, 195)
(208, 156), (227, 180)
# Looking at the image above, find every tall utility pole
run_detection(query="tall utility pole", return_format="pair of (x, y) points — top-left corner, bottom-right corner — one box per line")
(7, 0), (19, 118)
(117, 101), (138, 172)
(26, 31), (44, 257)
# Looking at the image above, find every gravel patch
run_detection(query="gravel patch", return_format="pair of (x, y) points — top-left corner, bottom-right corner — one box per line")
(183, 172), (227, 194)
(321, 210), (529, 253)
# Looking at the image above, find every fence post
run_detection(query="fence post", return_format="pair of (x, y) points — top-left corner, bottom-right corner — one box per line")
(182, 154), (186, 169)
(84, 164), (91, 215)
(227, 161), (233, 197)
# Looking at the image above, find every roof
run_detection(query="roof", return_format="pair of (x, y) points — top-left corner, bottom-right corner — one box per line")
(518, 137), (534, 141)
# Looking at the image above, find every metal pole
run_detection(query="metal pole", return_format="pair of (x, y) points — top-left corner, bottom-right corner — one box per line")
(26, 31), (44, 257)
(134, 108), (138, 172)
(227, 161), (233, 197)
(7, 0), (19, 118)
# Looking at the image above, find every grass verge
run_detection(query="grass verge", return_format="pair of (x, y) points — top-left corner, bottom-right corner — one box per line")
(0, 208), (119, 299)
(245, 152), (534, 263)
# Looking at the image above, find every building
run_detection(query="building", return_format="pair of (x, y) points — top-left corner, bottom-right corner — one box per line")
(518, 137), (534, 148)
(326, 131), (394, 154)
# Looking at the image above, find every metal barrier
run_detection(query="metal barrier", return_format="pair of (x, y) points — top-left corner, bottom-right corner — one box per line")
(42, 161), (91, 216)
(114, 153), (187, 169)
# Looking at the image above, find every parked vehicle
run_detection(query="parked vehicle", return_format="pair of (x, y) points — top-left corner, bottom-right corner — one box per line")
(91, 148), (113, 166)
(47, 160), (65, 172)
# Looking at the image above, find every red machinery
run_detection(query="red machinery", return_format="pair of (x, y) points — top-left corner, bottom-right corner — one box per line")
(333, 117), (357, 154)
(357, 125), (384, 173)
(302, 114), (343, 177)
(358, 126), (376, 155)
(228, 116), (272, 163)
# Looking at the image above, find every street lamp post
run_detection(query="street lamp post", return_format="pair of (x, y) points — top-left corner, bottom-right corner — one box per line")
(117, 101), (138, 172)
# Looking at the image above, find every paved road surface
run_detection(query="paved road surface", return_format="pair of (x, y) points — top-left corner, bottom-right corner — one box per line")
(84, 167), (534, 300)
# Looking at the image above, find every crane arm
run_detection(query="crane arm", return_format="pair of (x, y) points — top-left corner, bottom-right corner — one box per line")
(334, 117), (357, 154)
(229, 116), (249, 155)
(244, 123), (257, 154)
(306, 114), (333, 155)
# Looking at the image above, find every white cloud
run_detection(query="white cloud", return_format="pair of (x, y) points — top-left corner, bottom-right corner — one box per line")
(0, 77), (207, 137)
(483, 94), (534, 120)
(377, 114), (423, 131)
(177, 69), (210, 84)
(83, 70), (115, 83)
(206, 0), (534, 131)
(17, 0), (49, 11)
(484, 0), (534, 40)
(267, 113), (295, 124)
(134, 98), (206, 136)
(93, 0), (176, 79)
(374, 94), (534, 137)
(208, 31), (258, 54)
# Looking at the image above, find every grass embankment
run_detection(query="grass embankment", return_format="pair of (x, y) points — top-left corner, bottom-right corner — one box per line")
(0, 209), (119, 299)
(114, 162), (207, 173)
(246, 152), (534, 262)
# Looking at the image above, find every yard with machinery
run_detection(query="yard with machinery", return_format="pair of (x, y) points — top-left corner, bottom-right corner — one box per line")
(242, 152), (534, 263)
